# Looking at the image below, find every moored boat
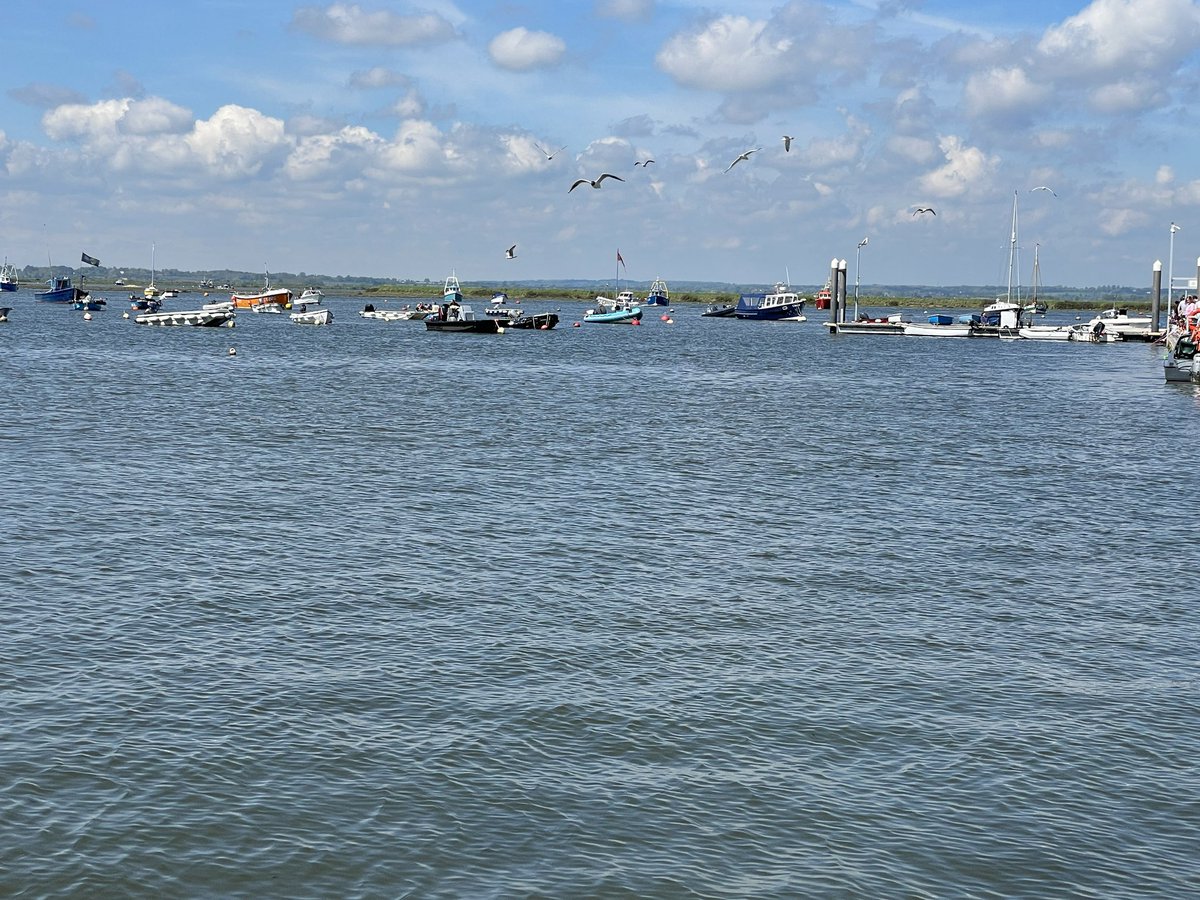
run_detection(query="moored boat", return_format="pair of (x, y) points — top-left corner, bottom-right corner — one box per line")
(508, 312), (559, 330)
(290, 306), (333, 325)
(0, 258), (18, 292)
(484, 291), (523, 319)
(645, 277), (669, 306)
(134, 309), (235, 327)
(73, 295), (107, 311)
(299, 287), (324, 304)
(35, 275), (88, 304)
(903, 314), (973, 337)
(701, 302), (737, 318)
(425, 297), (503, 333)
(584, 292), (642, 324)
(1017, 324), (1072, 341)
(734, 282), (807, 321)
(826, 313), (909, 335)
(1067, 322), (1119, 343)
(1083, 307), (1153, 339)
(232, 271), (293, 310)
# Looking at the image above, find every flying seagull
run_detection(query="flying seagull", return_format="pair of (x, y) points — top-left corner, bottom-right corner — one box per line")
(1030, 185), (1057, 197)
(782, 135), (794, 152)
(912, 206), (937, 216)
(505, 245), (516, 259)
(569, 174), (625, 192)
(534, 142), (566, 161)
(634, 158), (655, 167)
(725, 147), (761, 173)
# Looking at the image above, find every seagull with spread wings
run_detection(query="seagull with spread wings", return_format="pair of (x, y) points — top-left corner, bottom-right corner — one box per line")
(912, 206), (937, 216)
(725, 147), (761, 172)
(782, 135), (794, 152)
(569, 174), (625, 192)
(534, 142), (566, 161)
(1030, 185), (1057, 197)
(505, 245), (517, 259)
(634, 158), (655, 167)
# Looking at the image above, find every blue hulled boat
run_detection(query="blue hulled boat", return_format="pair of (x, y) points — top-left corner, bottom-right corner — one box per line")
(36, 275), (88, 304)
(645, 277), (669, 306)
(584, 291), (642, 324)
(734, 282), (807, 321)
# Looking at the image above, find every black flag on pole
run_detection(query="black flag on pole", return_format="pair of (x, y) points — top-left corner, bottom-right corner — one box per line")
(81, 252), (100, 267)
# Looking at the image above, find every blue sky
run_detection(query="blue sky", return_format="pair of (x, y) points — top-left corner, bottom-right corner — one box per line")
(2, 0), (1199, 289)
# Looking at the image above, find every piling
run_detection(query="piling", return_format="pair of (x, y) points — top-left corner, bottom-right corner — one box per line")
(828, 257), (840, 323)
(838, 259), (848, 323)
(1151, 260), (1162, 332)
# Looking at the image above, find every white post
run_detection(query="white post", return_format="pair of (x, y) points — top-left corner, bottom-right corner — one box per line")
(1168, 223), (1180, 311)
(855, 237), (868, 321)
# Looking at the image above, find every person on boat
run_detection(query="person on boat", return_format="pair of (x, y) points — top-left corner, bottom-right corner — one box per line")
(364, 303), (375, 312)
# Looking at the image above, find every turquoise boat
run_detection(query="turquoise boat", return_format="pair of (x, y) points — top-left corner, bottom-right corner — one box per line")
(584, 293), (642, 324)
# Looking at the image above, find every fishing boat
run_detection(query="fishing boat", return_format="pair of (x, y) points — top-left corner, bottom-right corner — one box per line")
(231, 271), (293, 310)
(443, 272), (463, 303)
(134, 308), (235, 327)
(814, 278), (832, 310)
(0, 258), (17, 292)
(35, 274), (89, 304)
(645, 277), (669, 306)
(734, 282), (807, 321)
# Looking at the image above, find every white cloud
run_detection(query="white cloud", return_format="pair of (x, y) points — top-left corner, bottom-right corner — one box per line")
(488, 27), (567, 72)
(1156, 165), (1174, 185)
(376, 119), (446, 172)
(918, 135), (997, 198)
(657, 16), (796, 92)
(292, 4), (457, 47)
(120, 97), (194, 136)
(285, 126), (381, 181)
(1038, 0), (1200, 78)
(1087, 77), (1164, 114)
(389, 89), (426, 118)
(349, 67), (412, 90)
(187, 105), (292, 179)
(963, 66), (1050, 120)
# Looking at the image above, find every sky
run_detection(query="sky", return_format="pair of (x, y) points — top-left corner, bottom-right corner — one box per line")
(2, 0), (1200, 290)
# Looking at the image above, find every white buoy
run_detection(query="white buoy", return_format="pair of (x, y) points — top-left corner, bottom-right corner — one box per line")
(83, 311), (92, 321)
(228, 347), (237, 356)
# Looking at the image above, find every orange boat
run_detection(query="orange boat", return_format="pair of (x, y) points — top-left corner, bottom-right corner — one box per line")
(231, 273), (293, 309)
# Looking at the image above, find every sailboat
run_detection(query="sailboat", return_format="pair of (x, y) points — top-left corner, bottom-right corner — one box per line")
(144, 242), (160, 299)
(585, 250), (642, 323)
(1024, 243), (1048, 315)
(977, 192), (1026, 335)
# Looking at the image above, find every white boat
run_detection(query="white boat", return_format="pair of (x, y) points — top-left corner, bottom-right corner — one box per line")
(1067, 322), (1119, 343)
(201, 299), (236, 312)
(585, 290), (643, 323)
(484, 291), (523, 318)
(299, 287), (324, 304)
(160, 290), (178, 300)
(359, 303), (433, 321)
(974, 193), (1032, 337)
(903, 320), (972, 337)
(1083, 307), (1153, 338)
(134, 309), (235, 327)
(1018, 324), (1073, 341)
(290, 306), (333, 325)
(251, 301), (287, 314)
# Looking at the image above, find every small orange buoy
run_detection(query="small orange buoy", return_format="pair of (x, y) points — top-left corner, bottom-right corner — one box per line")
(572, 322), (581, 327)
(660, 314), (669, 321)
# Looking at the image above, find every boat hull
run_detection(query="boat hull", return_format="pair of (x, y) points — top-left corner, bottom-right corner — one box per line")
(584, 307), (642, 324)
(425, 319), (503, 333)
(508, 313), (559, 329)
(827, 320), (907, 335)
(290, 308), (333, 325)
(0, 282), (16, 292)
(135, 309), (235, 327)
(231, 288), (293, 309)
(701, 304), (737, 318)
(903, 323), (972, 337)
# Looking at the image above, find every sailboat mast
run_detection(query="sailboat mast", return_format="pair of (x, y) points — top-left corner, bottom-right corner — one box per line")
(1007, 191), (1019, 304)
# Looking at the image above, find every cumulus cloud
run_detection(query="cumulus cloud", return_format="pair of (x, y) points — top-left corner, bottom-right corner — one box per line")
(285, 126), (381, 181)
(963, 66), (1050, 121)
(120, 97), (194, 136)
(1038, 0), (1200, 79)
(488, 27), (566, 71)
(292, 4), (457, 47)
(596, 0), (653, 21)
(187, 105), (292, 178)
(389, 89), (426, 118)
(657, 15), (797, 92)
(918, 135), (997, 198)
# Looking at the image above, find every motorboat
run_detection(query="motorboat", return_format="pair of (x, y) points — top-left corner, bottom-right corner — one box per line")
(645, 277), (669, 306)
(35, 275), (88, 304)
(734, 282), (806, 321)
(1068, 322), (1119, 343)
(1017, 324), (1072, 341)
(425, 299), (503, 333)
(701, 303), (737, 318)
(0, 258), (17, 291)
(231, 271), (293, 309)
(507, 312), (559, 329)
(484, 292), (523, 319)
(826, 313), (909, 335)
(1083, 308), (1153, 338)
(584, 292), (642, 324)
(299, 287), (324, 304)
(903, 314), (972, 337)
(290, 306), (333, 325)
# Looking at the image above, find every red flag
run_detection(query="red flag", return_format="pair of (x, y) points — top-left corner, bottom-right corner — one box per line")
(617, 249), (625, 270)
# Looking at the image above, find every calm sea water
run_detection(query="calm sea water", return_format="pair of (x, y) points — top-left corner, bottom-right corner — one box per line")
(2, 292), (1198, 898)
